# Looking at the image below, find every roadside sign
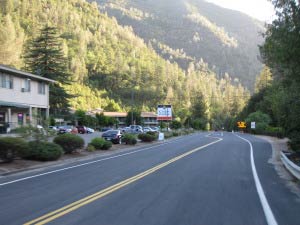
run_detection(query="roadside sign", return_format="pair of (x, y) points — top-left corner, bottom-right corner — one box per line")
(158, 132), (165, 141)
(157, 105), (172, 121)
(251, 122), (256, 129)
(237, 121), (246, 129)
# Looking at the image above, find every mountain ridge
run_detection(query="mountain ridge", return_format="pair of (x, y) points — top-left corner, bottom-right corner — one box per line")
(96, 0), (264, 90)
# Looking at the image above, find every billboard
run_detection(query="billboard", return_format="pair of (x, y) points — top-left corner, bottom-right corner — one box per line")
(157, 105), (172, 121)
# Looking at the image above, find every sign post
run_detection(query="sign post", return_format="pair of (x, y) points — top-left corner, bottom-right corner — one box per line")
(251, 122), (256, 129)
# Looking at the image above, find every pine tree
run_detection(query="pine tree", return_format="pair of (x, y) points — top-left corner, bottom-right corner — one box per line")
(23, 25), (72, 114)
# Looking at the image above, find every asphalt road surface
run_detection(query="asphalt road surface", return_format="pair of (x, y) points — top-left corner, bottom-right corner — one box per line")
(0, 132), (299, 225)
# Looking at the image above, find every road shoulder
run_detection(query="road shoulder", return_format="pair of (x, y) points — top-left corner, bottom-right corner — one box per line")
(255, 135), (300, 197)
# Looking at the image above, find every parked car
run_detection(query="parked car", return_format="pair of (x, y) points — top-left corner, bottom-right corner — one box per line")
(129, 125), (143, 134)
(102, 130), (122, 144)
(143, 127), (154, 133)
(48, 126), (58, 131)
(101, 127), (112, 132)
(58, 125), (78, 134)
(121, 127), (131, 133)
(150, 126), (160, 132)
(76, 126), (87, 134)
(86, 127), (94, 133)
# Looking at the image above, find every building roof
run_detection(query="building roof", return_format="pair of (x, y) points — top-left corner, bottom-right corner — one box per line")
(103, 112), (127, 117)
(0, 65), (55, 83)
(141, 112), (157, 118)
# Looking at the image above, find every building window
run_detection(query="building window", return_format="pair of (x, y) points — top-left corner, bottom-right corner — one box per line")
(0, 73), (13, 89)
(38, 82), (46, 95)
(23, 78), (31, 92)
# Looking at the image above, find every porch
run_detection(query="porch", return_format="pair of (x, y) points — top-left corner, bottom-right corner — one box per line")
(0, 102), (49, 133)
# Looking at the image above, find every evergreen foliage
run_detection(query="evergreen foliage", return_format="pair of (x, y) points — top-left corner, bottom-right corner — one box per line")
(0, 0), (249, 126)
(23, 26), (72, 114)
(240, 0), (300, 151)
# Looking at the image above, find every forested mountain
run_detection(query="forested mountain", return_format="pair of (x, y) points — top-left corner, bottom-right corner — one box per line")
(97, 0), (264, 90)
(0, 0), (249, 127)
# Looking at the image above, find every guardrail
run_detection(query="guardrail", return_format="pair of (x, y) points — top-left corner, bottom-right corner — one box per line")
(280, 151), (300, 180)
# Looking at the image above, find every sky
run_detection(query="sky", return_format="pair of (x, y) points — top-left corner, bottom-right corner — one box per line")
(205, 0), (276, 22)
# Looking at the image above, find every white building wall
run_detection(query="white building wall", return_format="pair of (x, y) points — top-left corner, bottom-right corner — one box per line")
(0, 75), (49, 108)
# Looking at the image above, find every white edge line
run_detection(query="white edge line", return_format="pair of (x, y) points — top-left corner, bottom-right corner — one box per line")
(235, 134), (278, 225)
(0, 133), (202, 187)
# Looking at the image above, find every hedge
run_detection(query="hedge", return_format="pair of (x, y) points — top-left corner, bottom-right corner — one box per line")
(138, 133), (156, 142)
(0, 137), (28, 162)
(89, 138), (112, 150)
(122, 134), (137, 145)
(21, 141), (63, 161)
(53, 134), (84, 153)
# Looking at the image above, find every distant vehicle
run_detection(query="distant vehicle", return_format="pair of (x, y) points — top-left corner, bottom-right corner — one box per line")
(76, 126), (87, 134)
(150, 126), (160, 132)
(101, 127), (112, 132)
(48, 126), (58, 131)
(143, 127), (154, 133)
(102, 130), (122, 144)
(121, 127), (131, 133)
(58, 126), (77, 134)
(86, 127), (94, 133)
(129, 125), (143, 133)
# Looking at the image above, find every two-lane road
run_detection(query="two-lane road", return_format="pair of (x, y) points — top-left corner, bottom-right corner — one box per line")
(0, 132), (299, 225)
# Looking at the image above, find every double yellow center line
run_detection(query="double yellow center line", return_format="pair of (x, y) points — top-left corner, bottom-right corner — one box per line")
(25, 136), (222, 225)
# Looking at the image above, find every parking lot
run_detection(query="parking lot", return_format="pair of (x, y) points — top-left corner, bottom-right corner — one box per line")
(76, 131), (102, 146)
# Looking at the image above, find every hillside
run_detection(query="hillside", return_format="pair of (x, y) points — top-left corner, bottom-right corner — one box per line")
(97, 0), (264, 90)
(0, 0), (249, 126)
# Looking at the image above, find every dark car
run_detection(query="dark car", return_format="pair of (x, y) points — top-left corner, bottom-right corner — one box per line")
(58, 126), (77, 134)
(102, 130), (122, 144)
(101, 127), (112, 132)
(76, 126), (87, 134)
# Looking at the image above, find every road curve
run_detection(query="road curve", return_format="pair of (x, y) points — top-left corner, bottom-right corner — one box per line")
(0, 132), (299, 225)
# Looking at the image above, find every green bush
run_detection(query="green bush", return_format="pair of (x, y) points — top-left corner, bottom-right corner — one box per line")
(170, 120), (182, 129)
(172, 131), (179, 137)
(122, 133), (137, 145)
(90, 137), (106, 150)
(0, 137), (28, 162)
(102, 141), (112, 150)
(164, 132), (173, 139)
(265, 126), (284, 138)
(138, 133), (156, 142)
(288, 132), (300, 152)
(21, 141), (63, 161)
(53, 134), (84, 153)
(87, 144), (96, 152)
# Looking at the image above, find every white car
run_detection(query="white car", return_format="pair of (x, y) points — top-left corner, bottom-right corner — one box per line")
(86, 127), (94, 133)
(143, 127), (154, 132)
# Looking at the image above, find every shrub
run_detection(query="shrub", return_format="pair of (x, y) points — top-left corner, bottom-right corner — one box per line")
(288, 132), (300, 152)
(164, 132), (173, 139)
(21, 141), (63, 161)
(265, 126), (284, 138)
(90, 137), (106, 150)
(102, 141), (112, 150)
(0, 137), (28, 162)
(138, 133), (156, 142)
(87, 144), (96, 152)
(146, 131), (157, 136)
(122, 133), (137, 145)
(172, 132), (179, 137)
(170, 120), (182, 129)
(53, 134), (84, 153)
